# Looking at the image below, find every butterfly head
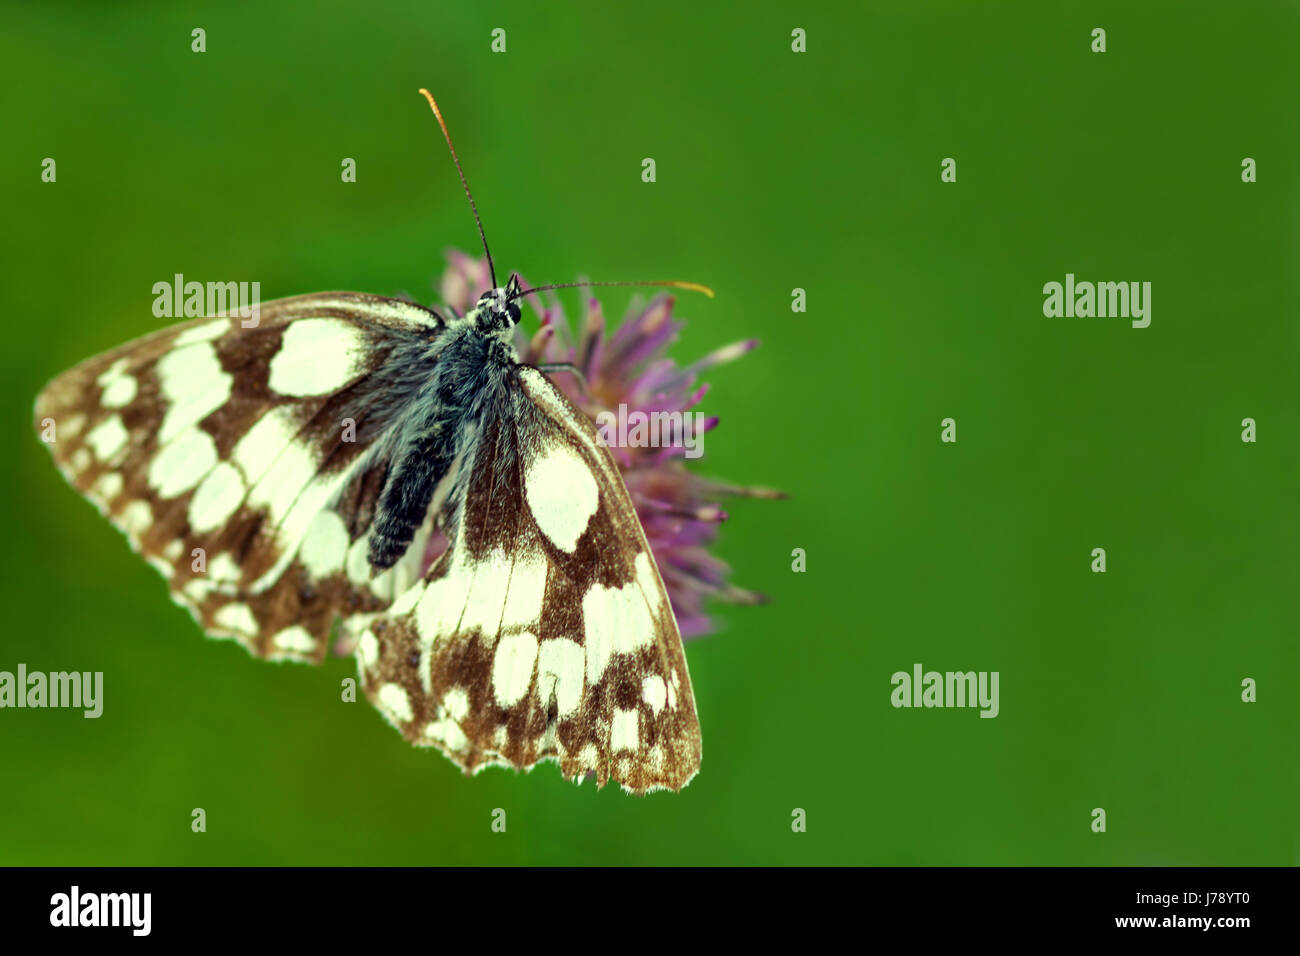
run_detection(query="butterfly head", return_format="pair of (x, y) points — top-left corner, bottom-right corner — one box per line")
(472, 273), (523, 333)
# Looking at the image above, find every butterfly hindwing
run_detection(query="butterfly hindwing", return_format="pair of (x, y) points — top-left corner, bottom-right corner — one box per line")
(34, 293), (446, 662)
(358, 366), (701, 793)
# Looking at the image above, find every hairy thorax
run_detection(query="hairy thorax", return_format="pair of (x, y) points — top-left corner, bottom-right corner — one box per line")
(367, 297), (521, 570)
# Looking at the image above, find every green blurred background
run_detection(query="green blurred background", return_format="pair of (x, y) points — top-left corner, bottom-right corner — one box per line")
(2, 1), (1296, 865)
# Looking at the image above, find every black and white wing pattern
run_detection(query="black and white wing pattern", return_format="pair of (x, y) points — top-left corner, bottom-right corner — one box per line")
(357, 366), (702, 794)
(34, 293), (446, 663)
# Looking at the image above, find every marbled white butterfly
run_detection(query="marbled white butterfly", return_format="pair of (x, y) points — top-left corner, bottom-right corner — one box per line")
(33, 91), (711, 794)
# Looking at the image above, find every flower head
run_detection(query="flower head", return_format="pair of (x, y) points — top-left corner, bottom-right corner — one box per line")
(438, 251), (778, 638)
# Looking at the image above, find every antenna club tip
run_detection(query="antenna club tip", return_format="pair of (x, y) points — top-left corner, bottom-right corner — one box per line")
(417, 88), (442, 115)
(676, 281), (715, 298)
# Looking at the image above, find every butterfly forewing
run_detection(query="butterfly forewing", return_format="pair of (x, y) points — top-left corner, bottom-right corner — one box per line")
(34, 293), (446, 663)
(358, 366), (701, 794)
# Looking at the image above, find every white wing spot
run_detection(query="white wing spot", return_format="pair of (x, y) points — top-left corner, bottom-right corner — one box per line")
(611, 708), (640, 752)
(246, 438), (318, 528)
(97, 359), (138, 408)
(259, 469), (354, 586)
(458, 549), (511, 639)
(92, 472), (124, 502)
(378, 683), (414, 723)
(183, 577), (215, 603)
(425, 718), (468, 751)
(188, 461), (245, 533)
(213, 603), (257, 636)
(642, 675), (667, 715)
(415, 565), (477, 692)
(232, 406), (300, 484)
(357, 629), (379, 669)
(268, 318), (367, 397)
(345, 535), (371, 585)
(491, 631), (538, 707)
(582, 577), (654, 683)
(119, 500), (152, 539)
(501, 549), (546, 630)
(537, 637), (585, 718)
(299, 509), (349, 578)
(442, 686), (470, 721)
(85, 414), (129, 461)
(209, 552), (241, 583)
(148, 427), (218, 498)
(173, 318), (228, 347)
(146, 556), (173, 578)
(524, 444), (599, 553)
(100, 375), (137, 408)
(272, 626), (317, 654)
(156, 342), (231, 444)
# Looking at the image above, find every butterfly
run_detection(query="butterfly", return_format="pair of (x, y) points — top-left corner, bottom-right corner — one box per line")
(33, 90), (712, 794)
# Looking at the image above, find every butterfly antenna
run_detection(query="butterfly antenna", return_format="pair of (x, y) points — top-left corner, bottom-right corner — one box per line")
(418, 89), (496, 288)
(510, 279), (714, 302)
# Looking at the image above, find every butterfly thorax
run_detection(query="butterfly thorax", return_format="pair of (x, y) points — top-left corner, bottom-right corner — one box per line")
(366, 279), (524, 572)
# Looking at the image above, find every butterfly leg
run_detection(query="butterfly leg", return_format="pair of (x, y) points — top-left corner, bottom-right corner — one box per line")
(537, 362), (591, 398)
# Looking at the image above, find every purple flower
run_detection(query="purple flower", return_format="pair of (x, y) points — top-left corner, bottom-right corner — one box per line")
(435, 251), (780, 638)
